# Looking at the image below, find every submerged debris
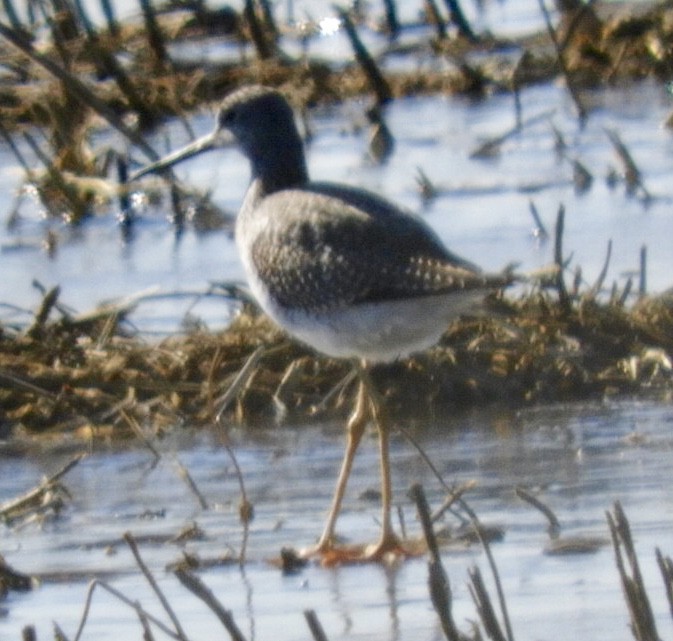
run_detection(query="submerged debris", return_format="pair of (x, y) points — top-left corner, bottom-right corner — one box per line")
(0, 555), (33, 597)
(0, 454), (82, 526)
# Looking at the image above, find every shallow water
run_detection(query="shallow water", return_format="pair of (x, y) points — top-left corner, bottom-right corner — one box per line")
(1, 399), (673, 640)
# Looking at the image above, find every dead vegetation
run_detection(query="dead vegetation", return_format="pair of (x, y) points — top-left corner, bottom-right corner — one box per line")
(2, 260), (673, 437)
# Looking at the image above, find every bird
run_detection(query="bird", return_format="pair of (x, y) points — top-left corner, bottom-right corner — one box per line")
(132, 85), (512, 562)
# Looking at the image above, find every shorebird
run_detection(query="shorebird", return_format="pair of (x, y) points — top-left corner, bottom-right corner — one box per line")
(132, 85), (511, 561)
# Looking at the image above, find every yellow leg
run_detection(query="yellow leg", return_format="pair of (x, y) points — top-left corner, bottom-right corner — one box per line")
(360, 368), (402, 559)
(314, 377), (369, 551)
(305, 363), (405, 562)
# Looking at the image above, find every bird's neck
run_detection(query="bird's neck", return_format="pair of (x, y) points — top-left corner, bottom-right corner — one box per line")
(248, 131), (309, 196)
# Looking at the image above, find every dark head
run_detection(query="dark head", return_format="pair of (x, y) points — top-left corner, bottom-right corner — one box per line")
(131, 85), (308, 192)
(214, 86), (308, 192)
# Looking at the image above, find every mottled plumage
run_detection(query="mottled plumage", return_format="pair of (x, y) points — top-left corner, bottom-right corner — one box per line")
(134, 85), (509, 360)
(247, 183), (487, 311)
(216, 87), (509, 360)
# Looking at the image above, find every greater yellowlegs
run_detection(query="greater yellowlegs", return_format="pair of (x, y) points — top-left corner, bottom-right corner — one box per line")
(133, 85), (511, 561)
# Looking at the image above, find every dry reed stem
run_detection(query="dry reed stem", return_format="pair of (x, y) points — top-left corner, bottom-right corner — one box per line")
(456, 497), (514, 641)
(655, 548), (673, 622)
(468, 565), (509, 641)
(607, 501), (659, 641)
(409, 483), (462, 641)
(304, 609), (331, 641)
(174, 568), (248, 641)
(175, 458), (209, 510)
(554, 204), (571, 313)
(537, 0), (587, 122)
(72, 579), (183, 641)
(0, 21), (159, 161)
(22, 626), (36, 641)
(515, 486), (561, 538)
(335, 5), (392, 106)
(214, 345), (267, 566)
(123, 532), (190, 641)
(401, 426), (512, 641)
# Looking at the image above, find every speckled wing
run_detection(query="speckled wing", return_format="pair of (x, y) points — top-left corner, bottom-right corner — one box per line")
(250, 183), (507, 313)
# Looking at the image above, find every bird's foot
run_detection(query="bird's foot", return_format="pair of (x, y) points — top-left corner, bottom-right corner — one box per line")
(361, 532), (409, 562)
(297, 532), (423, 566)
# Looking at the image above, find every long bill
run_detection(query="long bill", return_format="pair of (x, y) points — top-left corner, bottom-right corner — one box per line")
(130, 130), (223, 181)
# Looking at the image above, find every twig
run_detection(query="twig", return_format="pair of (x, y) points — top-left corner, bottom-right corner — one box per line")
(272, 357), (307, 420)
(457, 497), (515, 641)
(430, 481), (476, 524)
(528, 200), (548, 241)
(123, 532), (190, 641)
(515, 486), (560, 539)
(78, 16), (158, 130)
(537, 0), (587, 122)
(554, 204), (571, 313)
(52, 621), (70, 641)
(215, 346), (266, 566)
(22, 626), (36, 641)
(335, 5), (392, 105)
(409, 483), (462, 641)
(470, 109), (556, 158)
(607, 501), (659, 641)
(558, 0), (598, 50)
(304, 609), (331, 641)
(0, 20), (159, 160)
(0, 120), (61, 219)
(571, 158), (593, 193)
(639, 245), (647, 297)
(174, 568), (248, 641)
(100, 0), (120, 37)
(73, 579), (182, 641)
(215, 345), (266, 422)
(138, 0), (170, 67)
(618, 277), (633, 306)
(175, 458), (209, 510)
(468, 565), (508, 641)
(135, 605), (156, 641)
(243, 0), (274, 59)
(587, 239), (612, 299)
(441, 0), (477, 41)
(23, 132), (88, 221)
(424, 0), (447, 39)
(72, 579), (183, 641)
(605, 129), (651, 201)
(0, 368), (59, 402)
(309, 368), (357, 416)
(1, 0), (26, 34)
(121, 409), (161, 465)
(655, 547), (673, 623)
(382, 375), (522, 622)
(257, 0), (280, 38)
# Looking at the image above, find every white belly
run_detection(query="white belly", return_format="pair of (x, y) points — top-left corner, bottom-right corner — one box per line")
(247, 269), (482, 361)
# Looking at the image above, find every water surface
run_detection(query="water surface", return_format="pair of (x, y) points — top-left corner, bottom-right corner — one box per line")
(2, 399), (673, 640)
